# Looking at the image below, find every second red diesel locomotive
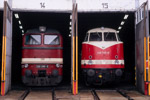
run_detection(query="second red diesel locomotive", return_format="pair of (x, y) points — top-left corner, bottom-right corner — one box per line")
(21, 27), (63, 86)
(81, 27), (124, 85)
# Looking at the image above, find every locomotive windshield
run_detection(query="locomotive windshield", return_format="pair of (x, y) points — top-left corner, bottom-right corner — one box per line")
(44, 35), (59, 45)
(25, 35), (41, 45)
(89, 32), (102, 41)
(104, 32), (117, 41)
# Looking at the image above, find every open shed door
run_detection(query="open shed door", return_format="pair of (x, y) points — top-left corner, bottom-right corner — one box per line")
(135, 1), (149, 95)
(1, 1), (12, 96)
(71, 3), (78, 95)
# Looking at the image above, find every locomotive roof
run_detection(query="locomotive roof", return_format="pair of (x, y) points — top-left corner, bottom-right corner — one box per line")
(87, 27), (117, 33)
(25, 29), (60, 34)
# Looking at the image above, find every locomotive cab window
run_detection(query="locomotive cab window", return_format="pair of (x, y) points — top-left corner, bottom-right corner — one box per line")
(89, 32), (102, 41)
(104, 32), (117, 41)
(44, 35), (60, 45)
(25, 35), (41, 45)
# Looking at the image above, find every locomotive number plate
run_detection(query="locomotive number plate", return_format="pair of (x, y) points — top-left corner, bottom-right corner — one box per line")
(36, 65), (48, 68)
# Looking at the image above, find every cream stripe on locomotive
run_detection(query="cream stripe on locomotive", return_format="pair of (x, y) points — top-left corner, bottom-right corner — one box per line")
(83, 42), (123, 50)
(81, 60), (124, 65)
(22, 58), (63, 64)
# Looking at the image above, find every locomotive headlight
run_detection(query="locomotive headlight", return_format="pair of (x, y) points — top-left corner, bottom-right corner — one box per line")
(89, 55), (92, 59)
(88, 60), (93, 65)
(24, 64), (29, 68)
(115, 55), (118, 59)
(115, 60), (119, 64)
(56, 64), (60, 68)
(39, 26), (46, 32)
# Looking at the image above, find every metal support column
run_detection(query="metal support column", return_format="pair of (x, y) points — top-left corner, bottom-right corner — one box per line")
(143, 1), (150, 95)
(135, 1), (149, 95)
(1, 1), (12, 96)
(71, 3), (78, 95)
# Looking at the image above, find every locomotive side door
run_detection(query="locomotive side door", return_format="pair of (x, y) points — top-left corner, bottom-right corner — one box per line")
(1, 1), (12, 96)
(135, 1), (149, 95)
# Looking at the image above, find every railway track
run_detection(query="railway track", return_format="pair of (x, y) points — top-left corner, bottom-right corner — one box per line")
(52, 88), (56, 100)
(91, 88), (134, 100)
(18, 88), (56, 100)
(18, 90), (30, 100)
(91, 89), (100, 100)
(117, 89), (134, 100)
(17, 88), (136, 100)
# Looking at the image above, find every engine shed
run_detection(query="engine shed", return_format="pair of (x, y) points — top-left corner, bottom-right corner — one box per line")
(0, 0), (150, 99)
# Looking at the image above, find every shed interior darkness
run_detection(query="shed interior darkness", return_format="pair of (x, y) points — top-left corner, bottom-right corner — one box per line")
(0, 11), (3, 83)
(0, 11), (137, 90)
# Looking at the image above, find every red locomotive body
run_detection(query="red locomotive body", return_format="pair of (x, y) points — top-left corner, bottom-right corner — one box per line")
(21, 27), (63, 86)
(81, 27), (124, 85)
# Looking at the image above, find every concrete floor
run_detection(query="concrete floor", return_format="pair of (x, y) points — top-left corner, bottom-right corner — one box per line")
(96, 90), (127, 100)
(25, 91), (52, 100)
(123, 90), (150, 100)
(0, 90), (149, 100)
(55, 90), (94, 100)
(0, 90), (24, 100)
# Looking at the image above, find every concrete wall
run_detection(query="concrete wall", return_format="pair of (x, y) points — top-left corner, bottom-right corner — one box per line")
(12, 0), (72, 12)
(0, 0), (12, 10)
(0, 0), (149, 12)
(77, 0), (135, 12)
(0, 0), (4, 10)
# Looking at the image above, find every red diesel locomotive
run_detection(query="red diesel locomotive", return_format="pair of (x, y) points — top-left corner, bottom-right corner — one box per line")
(21, 27), (63, 86)
(81, 27), (124, 85)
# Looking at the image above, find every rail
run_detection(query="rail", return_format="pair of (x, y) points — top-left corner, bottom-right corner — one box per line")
(91, 90), (100, 100)
(18, 90), (30, 100)
(117, 89), (134, 100)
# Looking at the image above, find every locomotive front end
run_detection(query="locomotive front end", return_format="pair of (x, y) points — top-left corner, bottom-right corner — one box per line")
(21, 27), (63, 86)
(81, 27), (124, 86)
